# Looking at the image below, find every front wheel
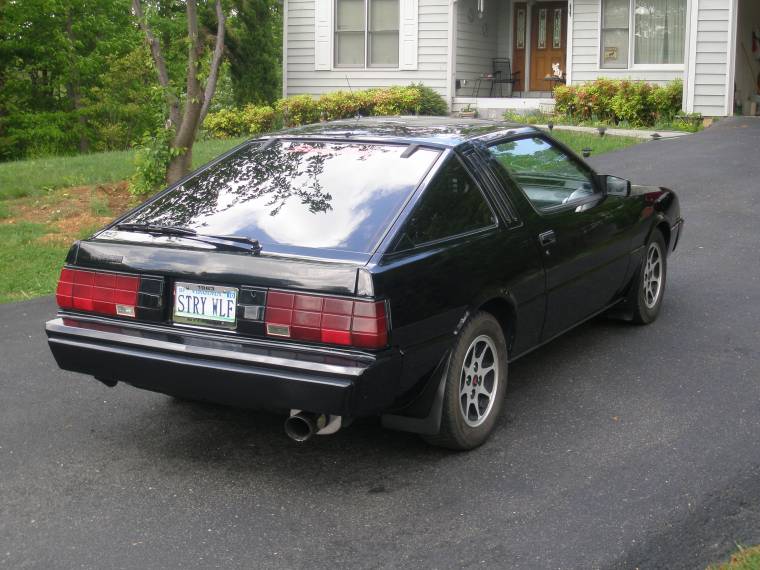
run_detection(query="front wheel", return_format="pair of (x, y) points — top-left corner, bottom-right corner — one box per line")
(423, 312), (508, 450)
(629, 230), (667, 324)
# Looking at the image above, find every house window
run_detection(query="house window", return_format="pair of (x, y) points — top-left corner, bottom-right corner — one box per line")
(601, 0), (686, 68)
(335, 0), (399, 68)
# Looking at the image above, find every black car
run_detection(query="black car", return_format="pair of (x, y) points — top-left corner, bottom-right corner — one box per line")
(46, 117), (683, 449)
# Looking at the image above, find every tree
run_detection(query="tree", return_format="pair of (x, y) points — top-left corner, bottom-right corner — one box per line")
(226, 0), (282, 106)
(132, 0), (227, 184)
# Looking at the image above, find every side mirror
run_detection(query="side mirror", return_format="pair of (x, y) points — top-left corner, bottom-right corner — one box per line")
(599, 175), (631, 197)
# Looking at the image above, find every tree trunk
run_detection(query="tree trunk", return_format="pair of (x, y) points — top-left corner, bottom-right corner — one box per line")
(133, 0), (226, 186)
(166, 147), (193, 185)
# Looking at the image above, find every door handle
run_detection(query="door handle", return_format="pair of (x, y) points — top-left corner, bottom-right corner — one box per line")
(538, 230), (557, 247)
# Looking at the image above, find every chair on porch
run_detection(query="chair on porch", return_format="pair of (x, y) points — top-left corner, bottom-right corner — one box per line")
(491, 58), (520, 97)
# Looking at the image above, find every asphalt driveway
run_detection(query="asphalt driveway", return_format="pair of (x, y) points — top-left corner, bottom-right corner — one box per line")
(2, 118), (760, 570)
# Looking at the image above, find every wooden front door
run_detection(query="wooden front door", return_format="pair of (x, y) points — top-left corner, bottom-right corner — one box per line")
(512, 3), (527, 93)
(529, 2), (567, 92)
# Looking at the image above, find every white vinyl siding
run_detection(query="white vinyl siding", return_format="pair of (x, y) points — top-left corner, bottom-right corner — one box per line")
(455, 0), (500, 95)
(686, 0), (733, 116)
(287, 0), (443, 96)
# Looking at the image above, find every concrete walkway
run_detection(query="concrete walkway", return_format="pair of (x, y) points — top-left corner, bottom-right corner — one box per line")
(535, 123), (690, 139)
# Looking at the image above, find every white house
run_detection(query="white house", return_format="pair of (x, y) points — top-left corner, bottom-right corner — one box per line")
(282, 0), (760, 118)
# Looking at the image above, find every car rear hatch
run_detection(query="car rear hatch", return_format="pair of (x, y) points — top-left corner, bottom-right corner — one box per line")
(54, 138), (443, 351)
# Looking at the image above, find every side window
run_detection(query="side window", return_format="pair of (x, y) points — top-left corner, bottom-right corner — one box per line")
(395, 156), (496, 249)
(487, 137), (598, 211)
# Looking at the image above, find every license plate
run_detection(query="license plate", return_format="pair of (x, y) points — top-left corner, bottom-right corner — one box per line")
(173, 282), (238, 329)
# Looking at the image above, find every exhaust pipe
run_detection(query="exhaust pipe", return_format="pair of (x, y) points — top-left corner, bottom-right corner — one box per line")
(284, 411), (342, 442)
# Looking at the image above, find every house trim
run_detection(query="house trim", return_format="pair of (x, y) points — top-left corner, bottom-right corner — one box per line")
(565, 0), (573, 84)
(283, 0), (289, 98)
(726, 0), (739, 116)
(685, 0), (698, 112)
(446, 0), (458, 106)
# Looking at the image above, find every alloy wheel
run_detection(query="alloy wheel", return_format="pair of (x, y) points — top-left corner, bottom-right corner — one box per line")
(459, 335), (500, 427)
(643, 241), (663, 309)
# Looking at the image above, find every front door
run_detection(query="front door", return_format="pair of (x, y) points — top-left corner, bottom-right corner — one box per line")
(512, 3), (527, 93)
(529, 2), (567, 92)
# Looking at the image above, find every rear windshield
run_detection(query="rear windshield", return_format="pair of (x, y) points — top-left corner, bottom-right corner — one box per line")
(123, 140), (440, 254)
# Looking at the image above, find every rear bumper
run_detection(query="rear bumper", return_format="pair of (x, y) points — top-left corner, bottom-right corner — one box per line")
(45, 316), (402, 416)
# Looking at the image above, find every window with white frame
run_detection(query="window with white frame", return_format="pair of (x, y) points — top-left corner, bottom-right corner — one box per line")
(335, 0), (400, 68)
(601, 0), (686, 69)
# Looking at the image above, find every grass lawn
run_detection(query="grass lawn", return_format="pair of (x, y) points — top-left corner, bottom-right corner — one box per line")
(548, 130), (642, 157)
(709, 546), (760, 570)
(0, 130), (640, 304)
(0, 137), (246, 201)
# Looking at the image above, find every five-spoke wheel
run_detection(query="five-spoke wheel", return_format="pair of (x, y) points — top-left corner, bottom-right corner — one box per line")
(459, 335), (499, 428)
(424, 312), (508, 450)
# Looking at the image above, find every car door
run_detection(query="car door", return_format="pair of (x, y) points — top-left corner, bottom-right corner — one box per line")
(484, 135), (634, 340)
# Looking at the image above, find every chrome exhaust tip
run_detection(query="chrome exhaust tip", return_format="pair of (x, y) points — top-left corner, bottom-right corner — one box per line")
(284, 411), (342, 442)
(284, 412), (319, 442)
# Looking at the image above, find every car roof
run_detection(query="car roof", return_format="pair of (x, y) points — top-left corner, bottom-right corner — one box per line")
(264, 115), (541, 148)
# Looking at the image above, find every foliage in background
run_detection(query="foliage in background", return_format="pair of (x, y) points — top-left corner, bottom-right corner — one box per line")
(0, 0), (142, 160)
(203, 105), (278, 138)
(129, 126), (182, 197)
(0, 0), (282, 162)
(553, 79), (686, 128)
(227, 0), (283, 106)
(204, 84), (448, 138)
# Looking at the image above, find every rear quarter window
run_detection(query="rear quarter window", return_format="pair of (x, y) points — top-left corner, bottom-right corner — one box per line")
(393, 155), (497, 250)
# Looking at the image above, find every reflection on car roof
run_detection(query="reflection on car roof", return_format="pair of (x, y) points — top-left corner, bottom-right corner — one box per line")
(266, 116), (540, 148)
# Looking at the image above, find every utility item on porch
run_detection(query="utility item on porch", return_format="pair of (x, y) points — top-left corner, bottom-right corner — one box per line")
(475, 58), (520, 98)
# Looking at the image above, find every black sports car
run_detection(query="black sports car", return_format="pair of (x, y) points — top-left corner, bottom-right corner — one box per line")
(45, 117), (683, 449)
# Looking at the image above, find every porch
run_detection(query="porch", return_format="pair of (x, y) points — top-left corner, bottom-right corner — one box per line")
(452, 0), (569, 118)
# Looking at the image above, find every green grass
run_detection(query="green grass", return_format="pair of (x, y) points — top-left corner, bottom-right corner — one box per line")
(0, 223), (70, 303)
(0, 137), (247, 201)
(548, 130), (642, 157)
(709, 545), (760, 570)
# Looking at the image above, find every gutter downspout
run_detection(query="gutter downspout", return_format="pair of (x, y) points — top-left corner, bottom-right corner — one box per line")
(446, 0), (458, 110)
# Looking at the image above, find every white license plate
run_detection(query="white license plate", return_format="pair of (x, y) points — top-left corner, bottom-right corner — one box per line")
(173, 282), (238, 329)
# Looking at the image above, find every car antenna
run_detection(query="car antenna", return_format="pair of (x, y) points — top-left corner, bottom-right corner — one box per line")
(345, 75), (363, 127)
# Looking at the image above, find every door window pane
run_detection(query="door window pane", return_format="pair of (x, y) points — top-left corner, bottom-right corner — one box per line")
(553, 9), (562, 49)
(369, 0), (399, 66)
(537, 9), (547, 49)
(634, 0), (686, 64)
(601, 0), (630, 68)
(336, 0), (366, 67)
(487, 138), (598, 211)
(516, 7), (526, 49)
(395, 158), (496, 249)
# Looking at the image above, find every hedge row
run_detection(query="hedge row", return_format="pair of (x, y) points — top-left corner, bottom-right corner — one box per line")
(553, 79), (684, 127)
(203, 84), (448, 139)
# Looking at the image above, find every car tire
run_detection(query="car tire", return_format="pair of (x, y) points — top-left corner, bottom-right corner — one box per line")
(629, 229), (667, 325)
(423, 312), (508, 450)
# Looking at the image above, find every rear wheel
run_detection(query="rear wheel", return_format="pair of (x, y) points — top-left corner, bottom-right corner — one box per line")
(629, 230), (667, 324)
(423, 312), (508, 450)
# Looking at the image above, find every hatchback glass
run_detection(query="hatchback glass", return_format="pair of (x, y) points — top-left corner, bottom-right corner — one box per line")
(123, 141), (441, 253)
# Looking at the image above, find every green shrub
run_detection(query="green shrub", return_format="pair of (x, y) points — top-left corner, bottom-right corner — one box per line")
(552, 78), (683, 128)
(412, 83), (449, 116)
(129, 127), (182, 197)
(204, 104), (277, 138)
(277, 84), (447, 126)
(277, 94), (322, 127)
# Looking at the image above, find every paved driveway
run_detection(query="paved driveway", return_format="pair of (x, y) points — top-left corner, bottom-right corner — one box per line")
(2, 118), (760, 569)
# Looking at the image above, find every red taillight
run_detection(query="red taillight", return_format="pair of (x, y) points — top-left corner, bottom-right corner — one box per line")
(56, 267), (139, 317)
(265, 290), (388, 349)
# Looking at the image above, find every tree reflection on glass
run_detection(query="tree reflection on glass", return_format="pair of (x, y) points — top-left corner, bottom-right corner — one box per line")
(123, 140), (440, 252)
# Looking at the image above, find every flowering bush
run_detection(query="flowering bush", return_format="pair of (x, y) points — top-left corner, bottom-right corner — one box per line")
(553, 78), (684, 127)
